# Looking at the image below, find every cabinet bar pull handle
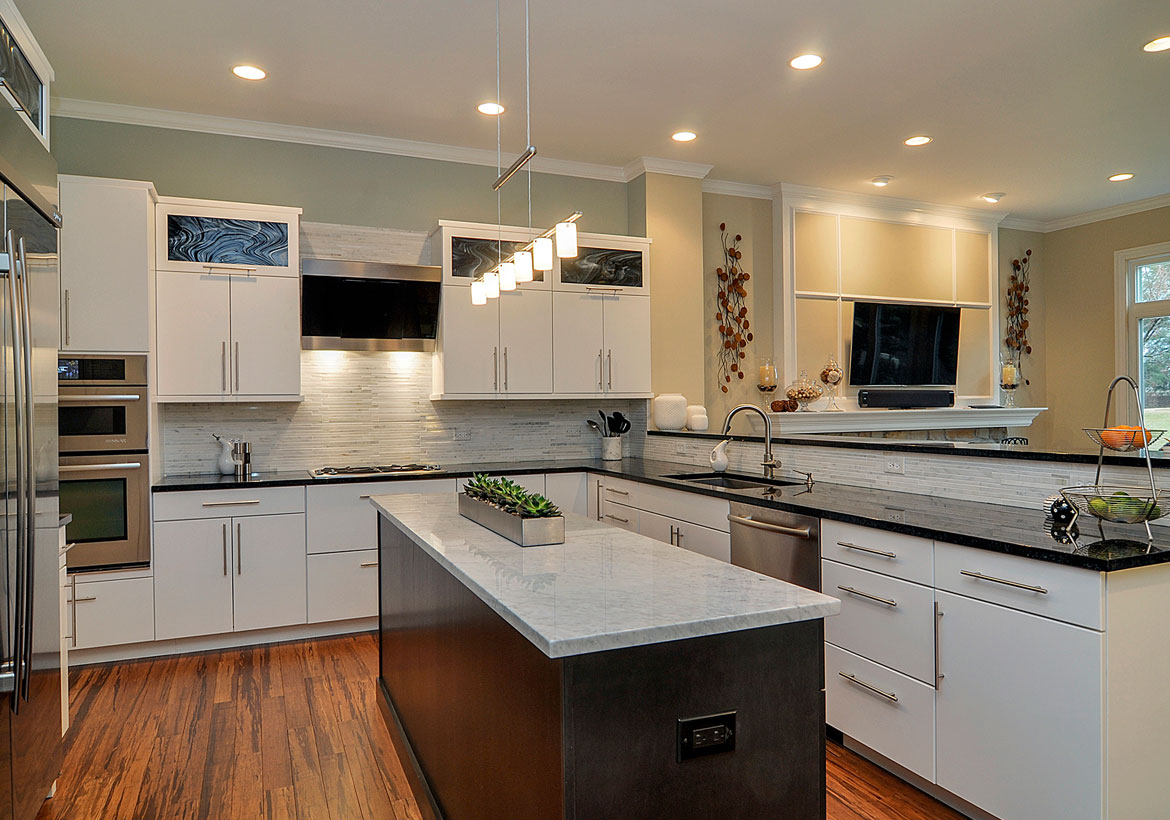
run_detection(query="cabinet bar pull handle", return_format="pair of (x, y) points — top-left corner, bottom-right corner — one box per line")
(61, 542), (78, 555)
(222, 523), (228, 576)
(222, 342), (227, 391)
(503, 347), (509, 390)
(584, 286), (624, 294)
(728, 514), (812, 539)
(605, 487), (629, 496)
(64, 289), (70, 346)
(934, 603), (944, 689)
(595, 480), (603, 521)
(669, 525), (676, 545)
(70, 596), (97, 603)
(70, 576), (78, 648)
(203, 264), (257, 274)
(837, 541), (896, 558)
(676, 530), (684, 548)
(360, 561), (378, 568)
(837, 585), (897, 607)
(237, 523), (242, 575)
(493, 347), (498, 391)
(234, 342), (240, 391)
(838, 672), (899, 702)
(202, 499), (261, 507)
(607, 350), (613, 390)
(359, 494), (372, 499)
(959, 570), (1047, 594)
(59, 394), (142, 403)
(597, 349), (603, 390)
(605, 514), (629, 524)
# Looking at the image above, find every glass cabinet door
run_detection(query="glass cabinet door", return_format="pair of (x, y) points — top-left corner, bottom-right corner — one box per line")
(156, 201), (300, 277)
(555, 240), (649, 293)
(0, 20), (45, 136)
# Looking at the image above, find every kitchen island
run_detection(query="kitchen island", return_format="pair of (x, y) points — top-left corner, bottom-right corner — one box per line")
(372, 493), (839, 820)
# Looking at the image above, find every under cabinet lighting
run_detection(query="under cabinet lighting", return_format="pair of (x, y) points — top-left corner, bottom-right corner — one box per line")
(471, 280), (488, 305)
(1108, 172), (1134, 182)
(555, 221), (578, 258)
(232, 65), (266, 80)
(514, 251), (534, 282)
(904, 135), (932, 146)
(981, 192), (1005, 203)
(485, 271), (500, 299)
(477, 102), (505, 115)
(789, 54), (823, 70)
(533, 237), (553, 271)
(499, 261), (517, 291)
(1142, 36), (1170, 53)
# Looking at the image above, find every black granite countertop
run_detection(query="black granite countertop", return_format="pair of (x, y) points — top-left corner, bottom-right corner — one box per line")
(154, 458), (1170, 572)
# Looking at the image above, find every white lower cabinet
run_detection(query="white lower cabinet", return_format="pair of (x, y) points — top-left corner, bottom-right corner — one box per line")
(69, 576), (156, 650)
(308, 550), (379, 623)
(935, 589), (1103, 820)
(306, 479), (456, 554)
(544, 472), (589, 517)
(596, 475), (731, 562)
(154, 513), (307, 640)
(638, 510), (730, 562)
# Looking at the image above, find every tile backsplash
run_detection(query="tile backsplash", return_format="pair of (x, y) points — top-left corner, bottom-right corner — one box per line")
(159, 350), (647, 474)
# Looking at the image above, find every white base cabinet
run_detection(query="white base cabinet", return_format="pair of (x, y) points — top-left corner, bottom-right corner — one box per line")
(308, 550), (379, 624)
(545, 472), (589, 517)
(68, 575), (156, 650)
(594, 474), (730, 561)
(231, 514), (309, 633)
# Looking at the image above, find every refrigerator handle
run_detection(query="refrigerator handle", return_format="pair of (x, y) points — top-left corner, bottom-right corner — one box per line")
(5, 229), (26, 713)
(16, 237), (35, 702)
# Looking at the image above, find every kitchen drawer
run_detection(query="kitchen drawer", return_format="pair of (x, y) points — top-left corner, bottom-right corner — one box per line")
(934, 541), (1103, 630)
(821, 520), (933, 585)
(153, 486), (306, 521)
(308, 550), (379, 623)
(69, 576), (156, 649)
(639, 510), (731, 562)
(598, 475), (643, 508)
(307, 478), (456, 554)
(600, 501), (638, 532)
(599, 475), (730, 533)
(823, 560), (936, 684)
(826, 643), (935, 783)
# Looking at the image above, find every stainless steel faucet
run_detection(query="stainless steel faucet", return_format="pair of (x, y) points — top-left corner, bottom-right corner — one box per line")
(721, 404), (778, 479)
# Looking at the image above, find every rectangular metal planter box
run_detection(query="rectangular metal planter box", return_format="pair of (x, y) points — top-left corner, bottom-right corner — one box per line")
(458, 493), (566, 547)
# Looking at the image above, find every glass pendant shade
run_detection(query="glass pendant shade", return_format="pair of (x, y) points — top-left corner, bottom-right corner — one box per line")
(533, 237), (553, 270)
(514, 251), (534, 282)
(499, 261), (517, 291)
(485, 271), (500, 299)
(555, 221), (578, 258)
(471, 280), (487, 305)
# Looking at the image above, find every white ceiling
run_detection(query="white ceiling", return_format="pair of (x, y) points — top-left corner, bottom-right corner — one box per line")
(19, 0), (1170, 222)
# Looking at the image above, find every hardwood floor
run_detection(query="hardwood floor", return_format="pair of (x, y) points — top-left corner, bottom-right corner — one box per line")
(38, 634), (964, 820)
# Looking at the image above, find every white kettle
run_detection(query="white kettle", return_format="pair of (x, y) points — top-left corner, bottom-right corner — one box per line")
(709, 440), (731, 473)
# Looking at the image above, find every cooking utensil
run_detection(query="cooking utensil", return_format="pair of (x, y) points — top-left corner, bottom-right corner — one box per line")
(587, 419), (606, 437)
(599, 411), (610, 435)
(611, 411), (630, 435)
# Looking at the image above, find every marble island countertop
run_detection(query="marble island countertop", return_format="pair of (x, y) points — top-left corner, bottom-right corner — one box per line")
(371, 493), (840, 659)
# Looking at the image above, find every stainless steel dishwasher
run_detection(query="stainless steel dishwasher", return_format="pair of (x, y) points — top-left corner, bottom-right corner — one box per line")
(728, 501), (821, 591)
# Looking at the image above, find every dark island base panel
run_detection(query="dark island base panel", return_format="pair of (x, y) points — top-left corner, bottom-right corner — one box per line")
(377, 518), (827, 820)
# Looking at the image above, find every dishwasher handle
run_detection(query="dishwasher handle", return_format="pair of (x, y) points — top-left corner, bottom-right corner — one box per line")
(727, 513), (812, 539)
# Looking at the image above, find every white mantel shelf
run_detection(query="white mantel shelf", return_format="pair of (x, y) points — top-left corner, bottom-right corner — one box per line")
(745, 406), (1047, 435)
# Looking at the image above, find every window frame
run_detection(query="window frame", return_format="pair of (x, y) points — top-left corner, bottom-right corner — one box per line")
(1113, 241), (1170, 425)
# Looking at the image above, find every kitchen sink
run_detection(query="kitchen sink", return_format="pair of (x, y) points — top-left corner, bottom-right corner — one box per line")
(663, 472), (805, 489)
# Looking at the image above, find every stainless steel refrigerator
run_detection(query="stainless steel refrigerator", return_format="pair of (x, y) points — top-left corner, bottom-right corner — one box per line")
(0, 99), (63, 820)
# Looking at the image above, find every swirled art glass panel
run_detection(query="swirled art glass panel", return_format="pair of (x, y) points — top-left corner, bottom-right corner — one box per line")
(167, 215), (289, 267)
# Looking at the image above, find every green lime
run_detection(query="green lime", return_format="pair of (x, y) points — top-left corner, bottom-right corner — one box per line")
(1088, 497), (1110, 517)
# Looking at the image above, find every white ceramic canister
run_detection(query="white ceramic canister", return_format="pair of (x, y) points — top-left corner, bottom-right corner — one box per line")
(653, 394), (688, 431)
(686, 405), (708, 432)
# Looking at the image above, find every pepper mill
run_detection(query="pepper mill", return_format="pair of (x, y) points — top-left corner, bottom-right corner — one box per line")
(232, 440), (253, 478)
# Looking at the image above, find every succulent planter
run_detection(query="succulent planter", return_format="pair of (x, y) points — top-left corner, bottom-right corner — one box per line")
(458, 493), (566, 547)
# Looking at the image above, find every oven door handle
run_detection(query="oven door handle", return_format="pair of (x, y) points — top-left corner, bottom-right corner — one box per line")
(58, 394), (142, 402)
(59, 462), (143, 473)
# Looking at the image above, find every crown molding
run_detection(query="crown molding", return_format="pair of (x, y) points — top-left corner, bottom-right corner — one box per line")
(1036, 191), (1170, 233)
(998, 216), (1049, 232)
(52, 98), (629, 183)
(776, 182), (1007, 227)
(623, 156), (715, 182)
(701, 179), (774, 200)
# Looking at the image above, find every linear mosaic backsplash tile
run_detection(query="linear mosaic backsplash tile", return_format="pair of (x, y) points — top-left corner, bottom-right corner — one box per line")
(159, 351), (647, 474)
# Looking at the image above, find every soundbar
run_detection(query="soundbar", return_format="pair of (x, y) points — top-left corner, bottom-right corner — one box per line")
(857, 388), (955, 409)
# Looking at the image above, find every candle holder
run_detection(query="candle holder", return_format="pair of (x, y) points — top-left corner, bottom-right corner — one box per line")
(1000, 353), (1020, 408)
(757, 357), (779, 409)
(820, 355), (844, 412)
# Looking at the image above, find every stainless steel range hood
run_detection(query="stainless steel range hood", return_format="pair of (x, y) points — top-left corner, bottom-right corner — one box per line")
(300, 257), (442, 352)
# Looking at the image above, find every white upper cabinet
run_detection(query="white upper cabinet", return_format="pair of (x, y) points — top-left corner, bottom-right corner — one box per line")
(435, 284), (502, 395)
(432, 221), (550, 289)
(156, 197), (301, 278)
(58, 176), (156, 353)
(154, 197), (302, 402)
(552, 292), (605, 394)
(601, 294), (652, 395)
(499, 289), (553, 394)
(554, 234), (649, 294)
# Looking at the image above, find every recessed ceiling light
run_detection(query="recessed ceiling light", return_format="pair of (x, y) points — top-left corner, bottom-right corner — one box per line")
(1142, 36), (1170, 52)
(672, 131), (697, 142)
(870, 176), (893, 187)
(1108, 172), (1135, 182)
(477, 102), (505, 116)
(904, 135), (933, 147)
(789, 54), (823, 70)
(232, 65), (266, 81)
(980, 192), (1006, 203)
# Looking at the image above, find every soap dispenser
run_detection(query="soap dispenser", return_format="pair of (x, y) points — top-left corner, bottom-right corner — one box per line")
(709, 440), (731, 473)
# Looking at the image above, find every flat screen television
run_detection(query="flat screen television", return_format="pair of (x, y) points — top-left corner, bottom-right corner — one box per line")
(848, 301), (960, 386)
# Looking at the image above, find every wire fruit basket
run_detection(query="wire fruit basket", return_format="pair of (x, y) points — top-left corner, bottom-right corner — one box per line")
(1062, 376), (1166, 540)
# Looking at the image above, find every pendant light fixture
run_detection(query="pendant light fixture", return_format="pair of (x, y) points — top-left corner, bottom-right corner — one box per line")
(471, 0), (582, 304)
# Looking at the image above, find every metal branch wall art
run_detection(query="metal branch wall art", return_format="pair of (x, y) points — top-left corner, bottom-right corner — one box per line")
(715, 224), (752, 392)
(1006, 248), (1032, 385)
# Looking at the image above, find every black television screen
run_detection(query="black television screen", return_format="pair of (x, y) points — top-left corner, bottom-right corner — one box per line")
(848, 301), (960, 386)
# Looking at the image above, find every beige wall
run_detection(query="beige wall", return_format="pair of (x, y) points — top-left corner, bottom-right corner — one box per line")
(702, 193), (774, 427)
(997, 228), (1048, 445)
(631, 173), (705, 406)
(1043, 205), (1170, 451)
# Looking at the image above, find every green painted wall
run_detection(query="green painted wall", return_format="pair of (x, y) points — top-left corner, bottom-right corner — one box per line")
(50, 117), (630, 234)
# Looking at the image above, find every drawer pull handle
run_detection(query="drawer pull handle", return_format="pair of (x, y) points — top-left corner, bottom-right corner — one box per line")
(360, 561), (378, 568)
(837, 585), (897, 607)
(729, 514), (812, 539)
(837, 541), (896, 558)
(359, 494), (372, 499)
(60, 542), (78, 555)
(960, 570), (1048, 595)
(605, 514), (630, 524)
(839, 672), (899, 703)
(605, 488), (630, 496)
(201, 499), (262, 507)
(70, 596), (97, 603)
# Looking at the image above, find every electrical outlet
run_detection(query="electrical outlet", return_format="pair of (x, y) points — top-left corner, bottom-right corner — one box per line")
(884, 457), (904, 474)
(566, 426), (581, 437)
(453, 429), (471, 441)
(884, 507), (905, 524)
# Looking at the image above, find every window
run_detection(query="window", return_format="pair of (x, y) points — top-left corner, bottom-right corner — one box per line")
(1117, 242), (1170, 433)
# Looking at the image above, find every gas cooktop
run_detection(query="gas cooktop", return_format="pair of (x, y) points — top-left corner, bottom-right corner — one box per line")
(309, 464), (442, 479)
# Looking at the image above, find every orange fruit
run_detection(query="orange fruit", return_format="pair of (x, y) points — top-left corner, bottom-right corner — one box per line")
(1099, 425), (1153, 449)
